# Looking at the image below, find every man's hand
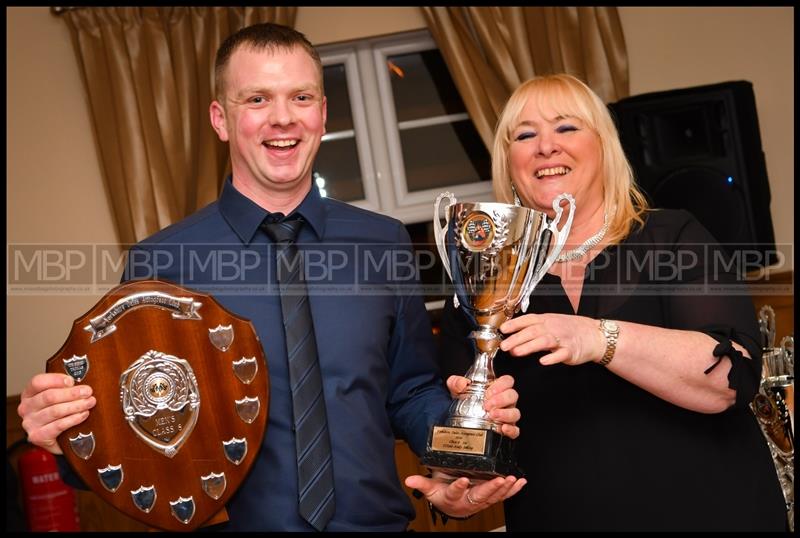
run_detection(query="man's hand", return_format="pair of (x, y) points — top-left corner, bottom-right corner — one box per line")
(405, 470), (527, 519)
(446, 374), (520, 439)
(17, 373), (96, 455)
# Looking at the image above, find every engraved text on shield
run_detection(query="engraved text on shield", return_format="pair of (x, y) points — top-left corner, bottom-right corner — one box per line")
(63, 355), (89, 382)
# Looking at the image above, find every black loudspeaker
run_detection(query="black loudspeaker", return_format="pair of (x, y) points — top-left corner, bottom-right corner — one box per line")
(609, 81), (776, 268)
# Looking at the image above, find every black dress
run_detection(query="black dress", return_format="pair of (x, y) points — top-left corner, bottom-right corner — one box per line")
(438, 209), (787, 531)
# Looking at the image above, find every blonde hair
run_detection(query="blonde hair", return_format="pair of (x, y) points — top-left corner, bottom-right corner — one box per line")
(491, 74), (649, 245)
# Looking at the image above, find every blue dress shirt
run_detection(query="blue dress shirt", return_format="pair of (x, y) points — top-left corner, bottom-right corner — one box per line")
(123, 178), (452, 531)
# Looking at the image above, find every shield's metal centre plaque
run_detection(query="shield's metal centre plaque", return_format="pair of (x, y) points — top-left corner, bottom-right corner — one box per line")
(121, 350), (200, 457)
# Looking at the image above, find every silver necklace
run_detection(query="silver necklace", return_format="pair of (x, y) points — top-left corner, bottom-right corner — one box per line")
(555, 208), (610, 263)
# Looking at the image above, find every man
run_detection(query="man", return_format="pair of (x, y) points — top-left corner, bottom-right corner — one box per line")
(17, 23), (525, 531)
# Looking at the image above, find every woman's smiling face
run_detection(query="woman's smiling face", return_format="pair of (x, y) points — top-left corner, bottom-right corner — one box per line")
(508, 100), (604, 215)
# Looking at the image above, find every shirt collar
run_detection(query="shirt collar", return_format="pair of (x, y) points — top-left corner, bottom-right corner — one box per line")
(219, 176), (327, 245)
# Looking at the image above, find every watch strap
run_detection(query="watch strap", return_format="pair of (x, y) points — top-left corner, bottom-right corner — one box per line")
(599, 319), (619, 367)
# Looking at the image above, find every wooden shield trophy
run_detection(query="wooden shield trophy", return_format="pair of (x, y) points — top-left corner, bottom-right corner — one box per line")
(45, 279), (269, 531)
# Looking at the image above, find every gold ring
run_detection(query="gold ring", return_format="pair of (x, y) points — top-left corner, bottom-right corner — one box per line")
(466, 490), (482, 505)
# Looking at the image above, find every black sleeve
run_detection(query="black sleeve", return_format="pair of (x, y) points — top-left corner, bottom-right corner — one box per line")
(56, 454), (88, 490)
(654, 210), (762, 409)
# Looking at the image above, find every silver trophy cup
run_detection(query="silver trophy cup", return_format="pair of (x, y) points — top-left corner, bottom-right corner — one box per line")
(421, 191), (575, 479)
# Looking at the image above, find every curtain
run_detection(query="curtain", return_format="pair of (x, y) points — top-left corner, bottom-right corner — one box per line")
(62, 7), (297, 244)
(421, 7), (629, 149)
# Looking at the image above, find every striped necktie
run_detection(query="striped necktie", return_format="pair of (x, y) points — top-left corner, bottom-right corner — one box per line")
(261, 215), (335, 531)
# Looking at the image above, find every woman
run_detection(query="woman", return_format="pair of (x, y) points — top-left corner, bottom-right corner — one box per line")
(438, 74), (786, 531)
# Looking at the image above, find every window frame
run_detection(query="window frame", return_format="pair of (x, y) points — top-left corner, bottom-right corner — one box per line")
(318, 30), (494, 224)
(319, 49), (382, 213)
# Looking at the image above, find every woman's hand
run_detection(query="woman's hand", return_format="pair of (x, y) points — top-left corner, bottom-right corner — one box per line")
(499, 313), (605, 366)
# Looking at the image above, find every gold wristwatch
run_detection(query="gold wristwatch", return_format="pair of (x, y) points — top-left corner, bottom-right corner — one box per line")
(598, 319), (620, 366)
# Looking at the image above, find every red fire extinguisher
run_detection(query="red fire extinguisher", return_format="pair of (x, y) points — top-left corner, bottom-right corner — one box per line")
(17, 447), (80, 531)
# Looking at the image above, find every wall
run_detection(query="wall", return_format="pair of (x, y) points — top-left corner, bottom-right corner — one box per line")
(296, 6), (427, 45)
(7, 8), (121, 396)
(619, 6), (794, 263)
(5, 6), (794, 395)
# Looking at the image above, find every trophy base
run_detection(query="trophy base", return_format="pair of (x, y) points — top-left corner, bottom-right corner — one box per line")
(420, 425), (522, 481)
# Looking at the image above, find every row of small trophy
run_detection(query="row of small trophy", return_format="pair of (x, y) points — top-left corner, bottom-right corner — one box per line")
(752, 305), (794, 532)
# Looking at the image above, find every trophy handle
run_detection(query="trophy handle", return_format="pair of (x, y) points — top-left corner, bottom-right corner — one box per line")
(433, 191), (457, 279)
(433, 192), (459, 308)
(520, 194), (576, 312)
(780, 335), (794, 369)
(759, 305), (777, 350)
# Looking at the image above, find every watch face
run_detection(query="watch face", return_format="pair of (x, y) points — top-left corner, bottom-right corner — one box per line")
(604, 320), (619, 332)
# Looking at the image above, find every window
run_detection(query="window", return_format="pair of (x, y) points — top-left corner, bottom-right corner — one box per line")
(315, 30), (493, 224)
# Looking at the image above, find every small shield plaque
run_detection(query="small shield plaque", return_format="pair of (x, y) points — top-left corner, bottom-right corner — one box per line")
(131, 485), (157, 513)
(63, 355), (89, 382)
(232, 357), (258, 384)
(68, 432), (95, 460)
(169, 496), (196, 524)
(201, 472), (227, 500)
(98, 464), (124, 492)
(209, 325), (234, 352)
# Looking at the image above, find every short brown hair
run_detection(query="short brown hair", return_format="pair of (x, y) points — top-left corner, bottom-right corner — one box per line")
(214, 23), (323, 101)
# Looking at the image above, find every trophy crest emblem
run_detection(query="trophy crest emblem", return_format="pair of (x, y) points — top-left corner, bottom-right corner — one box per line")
(462, 212), (495, 251)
